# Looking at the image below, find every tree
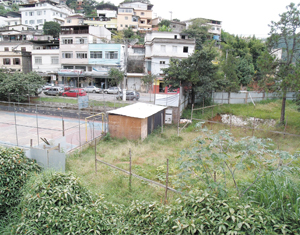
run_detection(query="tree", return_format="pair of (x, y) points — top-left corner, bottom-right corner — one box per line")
(183, 18), (212, 51)
(108, 68), (124, 87)
(141, 73), (156, 92)
(43, 22), (61, 38)
(163, 43), (219, 104)
(0, 71), (45, 102)
(221, 53), (239, 92)
(158, 19), (171, 27)
(158, 25), (172, 32)
(257, 3), (300, 124)
(82, 0), (97, 16)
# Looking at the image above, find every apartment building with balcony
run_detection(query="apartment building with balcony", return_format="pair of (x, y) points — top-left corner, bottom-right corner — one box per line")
(58, 25), (121, 87)
(117, 1), (153, 32)
(31, 39), (60, 83)
(20, 0), (74, 30)
(144, 31), (195, 93)
(84, 3), (118, 30)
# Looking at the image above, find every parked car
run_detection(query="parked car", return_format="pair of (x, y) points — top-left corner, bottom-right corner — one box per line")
(62, 88), (87, 97)
(84, 86), (103, 93)
(104, 87), (121, 94)
(42, 83), (54, 90)
(57, 84), (71, 91)
(44, 87), (64, 96)
(117, 91), (140, 100)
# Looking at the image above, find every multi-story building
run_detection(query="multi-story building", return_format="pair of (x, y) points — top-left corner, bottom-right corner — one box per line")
(0, 51), (32, 73)
(84, 4), (118, 30)
(31, 39), (60, 83)
(117, 1), (153, 32)
(64, 14), (84, 26)
(58, 25), (124, 88)
(144, 31), (195, 93)
(184, 18), (222, 41)
(20, 0), (74, 30)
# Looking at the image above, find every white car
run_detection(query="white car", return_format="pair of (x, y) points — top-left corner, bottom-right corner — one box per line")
(104, 87), (121, 94)
(84, 86), (103, 93)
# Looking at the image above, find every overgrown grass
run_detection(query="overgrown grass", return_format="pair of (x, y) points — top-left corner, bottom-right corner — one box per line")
(33, 97), (129, 108)
(182, 99), (300, 134)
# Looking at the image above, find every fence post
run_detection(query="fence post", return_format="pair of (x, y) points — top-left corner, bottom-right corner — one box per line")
(252, 117), (256, 137)
(191, 104), (194, 121)
(13, 103), (18, 146)
(284, 116), (288, 139)
(30, 139), (33, 147)
(164, 158), (169, 205)
(129, 148), (132, 191)
(228, 92), (230, 104)
(95, 138), (97, 174)
(245, 92), (248, 104)
(62, 120), (65, 137)
(36, 105), (39, 146)
(78, 110), (81, 154)
(161, 113), (163, 134)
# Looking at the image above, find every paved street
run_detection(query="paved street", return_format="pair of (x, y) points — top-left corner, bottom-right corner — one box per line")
(40, 91), (157, 104)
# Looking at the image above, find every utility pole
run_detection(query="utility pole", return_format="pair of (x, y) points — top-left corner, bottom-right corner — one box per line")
(123, 39), (128, 101)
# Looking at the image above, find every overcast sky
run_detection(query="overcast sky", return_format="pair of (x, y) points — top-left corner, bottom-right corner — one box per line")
(107, 0), (297, 38)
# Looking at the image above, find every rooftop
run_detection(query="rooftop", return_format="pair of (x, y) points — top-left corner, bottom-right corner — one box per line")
(107, 102), (166, 119)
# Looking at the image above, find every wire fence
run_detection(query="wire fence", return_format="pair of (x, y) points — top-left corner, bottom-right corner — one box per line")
(0, 100), (109, 152)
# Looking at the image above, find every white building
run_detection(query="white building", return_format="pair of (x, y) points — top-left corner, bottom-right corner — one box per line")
(144, 31), (195, 92)
(184, 18), (222, 41)
(20, 0), (74, 30)
(31, 39), (60, 83)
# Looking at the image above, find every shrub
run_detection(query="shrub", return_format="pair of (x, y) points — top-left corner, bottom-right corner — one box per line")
(12, 171), (120, 234)
(0, 147), (40, 215)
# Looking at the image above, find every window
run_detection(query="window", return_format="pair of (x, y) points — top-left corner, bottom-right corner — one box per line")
(172, 46), (177, 53)
(125, 16), (128, 20)
(13, 58), (20, 65)
(76, 52), (87, 59)
(183, 46), (188, 53)
(90, 51), (102, 59)
(75, 66), (86, 71)
(51, 56), (59, 64)
(37, 11), (42, 15)
(7, 22), (10, 26)
(62, 52), (73, 58)
(161, 45), (166, 52)
(140, 20), (145, 24)
(62, 38), (73, 44)
(29, 20), (35, 25)
(75, 37), (87, 44)
(35, 57), (42, 64)
(37, 19), (43, 24)
(21, 47), (26, 52)
(44, 10), (46, 15)
(25, 20), (28, 24)
(105, 51), (118, 59)
(14, 22), (17, 25)
(120, 24), (123, 27)
(63, 66), (73, 69)
(88, 66), (92, 71)
(141, 12), (144, 15)
(4, 47), (9, 51)
(3, 58), (10, 65)
(125, 25), (128, 27)
(25, 12), (27, 16)
(29, 12), (34, 16)
(160, 61), (165, 64)
(174, 35), (177, 39)
(67, 19), (71, 23)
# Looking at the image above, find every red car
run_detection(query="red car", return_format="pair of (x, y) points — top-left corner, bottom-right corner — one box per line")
(62, 88), (87, 97)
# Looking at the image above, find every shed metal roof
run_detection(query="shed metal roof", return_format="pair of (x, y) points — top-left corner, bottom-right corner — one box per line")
(107, 102), (167, 119)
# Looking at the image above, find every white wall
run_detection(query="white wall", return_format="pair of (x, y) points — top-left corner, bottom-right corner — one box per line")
(32, 49), (60, 73)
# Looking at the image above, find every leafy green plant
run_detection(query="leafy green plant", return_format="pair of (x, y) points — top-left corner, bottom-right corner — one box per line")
(12, 171), (120, 234)
(177, 125), (300, 199)
(0, 147), (40, 216)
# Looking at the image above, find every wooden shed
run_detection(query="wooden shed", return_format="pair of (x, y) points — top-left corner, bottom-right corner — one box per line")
(107, 103), (167, 140)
